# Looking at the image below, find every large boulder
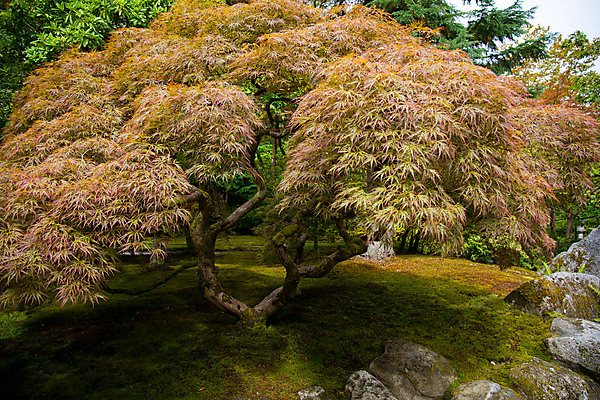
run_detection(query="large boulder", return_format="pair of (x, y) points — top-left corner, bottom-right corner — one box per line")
(345, 370), (398, 400)
(545, 317), (600, 382)
(509, 357), (600, 400)
(450, 380), (522, 399)
(551, 226), (600, 278)
(504, 272), (600, 320)
(368, 339), (457, 400)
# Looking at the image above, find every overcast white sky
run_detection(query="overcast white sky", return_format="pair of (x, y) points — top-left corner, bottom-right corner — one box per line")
(450, 0), (600, 70)
(451, 0), (600, 38)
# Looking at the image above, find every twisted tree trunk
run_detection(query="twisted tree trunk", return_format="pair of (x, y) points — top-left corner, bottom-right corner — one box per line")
(191, 180), (269, 326)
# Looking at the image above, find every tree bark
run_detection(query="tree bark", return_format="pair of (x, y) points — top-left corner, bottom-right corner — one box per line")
(565, 212), (576, 240)
(196, 232), (249, 320)
(191, 176), (269, 327)
(250, 221), (365, 322)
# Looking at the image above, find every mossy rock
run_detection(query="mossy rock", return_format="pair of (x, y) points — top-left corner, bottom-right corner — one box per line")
(450, 380), (523, 399)
(509, 357), (600, 400)
(504, 272), (600, 320)
(545, 317), (600, 383)
(551, 226), (600, 278)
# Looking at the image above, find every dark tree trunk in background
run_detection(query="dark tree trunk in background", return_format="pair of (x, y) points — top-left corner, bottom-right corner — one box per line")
(409, 232), (420, 253)
(550, 207), (556, 237)
(184, 227), (195, 252)
(565, 212), (576, 241)
(399, 229), (409, 253)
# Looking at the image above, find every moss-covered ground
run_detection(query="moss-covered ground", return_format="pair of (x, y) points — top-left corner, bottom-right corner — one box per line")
(0, 236), (552, 399)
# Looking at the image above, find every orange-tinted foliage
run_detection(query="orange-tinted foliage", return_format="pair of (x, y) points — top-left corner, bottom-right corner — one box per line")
(0, 0), (598, 308)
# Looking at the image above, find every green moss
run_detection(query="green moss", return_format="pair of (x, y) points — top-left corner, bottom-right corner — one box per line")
(0, 236), (553, 400)
(272, 224), (298, 246)
(514, 280), (546, 305)
(508, 275), (600, 320)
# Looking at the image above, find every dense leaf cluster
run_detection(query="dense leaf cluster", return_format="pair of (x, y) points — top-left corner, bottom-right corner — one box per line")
(511, 29), (600, 244)
(0, 0), (174, 128)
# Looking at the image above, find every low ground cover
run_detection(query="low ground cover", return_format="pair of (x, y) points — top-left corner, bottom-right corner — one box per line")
(0, 236), (551, 399)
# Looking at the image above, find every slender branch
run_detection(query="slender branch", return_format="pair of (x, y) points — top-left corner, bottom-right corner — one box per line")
(336, 218), (351, 245)
(296, 218), (364, 278)
(265, 97), (291, 138)
(297, 245), (362, 278)
(211, 135), (269, 234)
(101, 261), (197, 295)
(220, 180), (267, 232)
(294, 232), (309, 265)
(278, 137), (286, 156)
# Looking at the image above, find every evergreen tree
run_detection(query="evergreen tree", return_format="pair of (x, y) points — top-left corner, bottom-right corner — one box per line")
(370, 0), (550, 74)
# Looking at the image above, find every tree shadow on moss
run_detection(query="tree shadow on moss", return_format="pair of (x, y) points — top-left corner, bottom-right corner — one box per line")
(0, 257), (549, 400)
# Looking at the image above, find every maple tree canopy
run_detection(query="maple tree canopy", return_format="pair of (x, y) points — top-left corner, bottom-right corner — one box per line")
(0, 0), (598, 319)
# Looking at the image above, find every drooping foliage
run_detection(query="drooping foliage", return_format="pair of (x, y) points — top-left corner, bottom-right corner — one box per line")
(511, 28), (600, 243)
(0, 0), (598, 324)
(0, 0), (174, 129)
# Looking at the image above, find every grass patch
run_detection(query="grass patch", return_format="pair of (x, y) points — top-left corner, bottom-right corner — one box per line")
(0, 237), (551, 399)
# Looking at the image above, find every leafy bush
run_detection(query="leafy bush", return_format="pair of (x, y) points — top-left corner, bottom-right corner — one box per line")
(0, 311), (28, 339)
(2, 0), (173, 62)
(462, 233), (545, 271)
(463, 234), (494, 264)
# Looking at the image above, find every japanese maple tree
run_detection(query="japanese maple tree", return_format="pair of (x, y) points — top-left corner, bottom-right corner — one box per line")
(1, 0), (598, 327)
(511, 28), (600, 240)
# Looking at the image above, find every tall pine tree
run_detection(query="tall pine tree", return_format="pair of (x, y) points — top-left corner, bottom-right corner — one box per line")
(369, 0), (550, 74)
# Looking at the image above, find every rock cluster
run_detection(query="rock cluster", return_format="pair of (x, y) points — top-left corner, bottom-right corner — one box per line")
(298, 333), (600, 400)
(299, 229), (600, 400)
(348, 340), (457, 400)
(300, 340), (458, 400)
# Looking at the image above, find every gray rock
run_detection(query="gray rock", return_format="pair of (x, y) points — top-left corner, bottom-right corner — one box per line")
(297, 386), (331, 400)
(345, 370), (398, 400)
(450, 380), (522, 399)
(551, 226), (600, 278)
(509, 357), (600, 400)
(504, 272), (600, 320)
(361, 226), (396, 261)
(368, 339), (457, 400)
(545, 317), (600, 382)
